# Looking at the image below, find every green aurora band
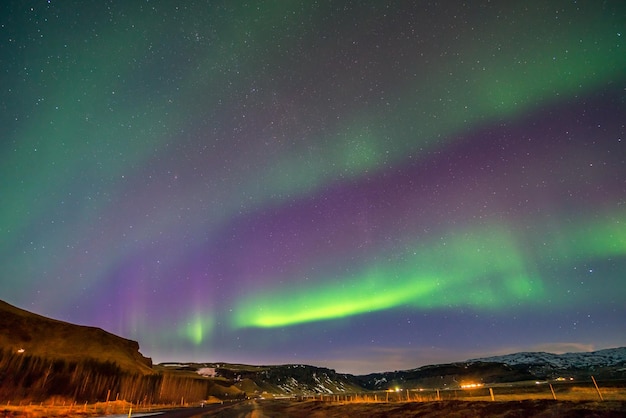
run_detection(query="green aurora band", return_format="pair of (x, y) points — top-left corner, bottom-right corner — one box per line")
(233, 213), (626, 329)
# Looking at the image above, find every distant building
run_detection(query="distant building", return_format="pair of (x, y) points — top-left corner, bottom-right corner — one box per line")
(197, 367), (217, 377)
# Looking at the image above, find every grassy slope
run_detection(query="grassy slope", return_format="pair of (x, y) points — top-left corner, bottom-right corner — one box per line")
(0, 299), (153, 375)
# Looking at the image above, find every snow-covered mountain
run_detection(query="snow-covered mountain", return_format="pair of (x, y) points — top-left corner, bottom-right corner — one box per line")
(160, 362), (364, 395)
(357, 347), (626, 390)
(469, 347), (626, 369)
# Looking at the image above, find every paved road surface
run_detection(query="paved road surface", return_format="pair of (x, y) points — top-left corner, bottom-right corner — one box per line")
(152, 401), (269, 418)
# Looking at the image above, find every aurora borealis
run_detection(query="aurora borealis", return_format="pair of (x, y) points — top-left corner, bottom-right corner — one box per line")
(1, 1), (625, 374)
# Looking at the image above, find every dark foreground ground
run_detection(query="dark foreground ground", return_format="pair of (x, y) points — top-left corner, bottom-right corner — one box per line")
(192, 399), (626, 418)
(4, 399), (626, 418)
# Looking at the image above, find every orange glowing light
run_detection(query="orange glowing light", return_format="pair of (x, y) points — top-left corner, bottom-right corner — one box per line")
(460, 382), (483, 389)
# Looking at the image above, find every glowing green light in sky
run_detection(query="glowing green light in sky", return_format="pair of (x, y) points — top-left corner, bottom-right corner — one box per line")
(233, 213), (626, 329)
(565, 216), (626, 258)
(181, 314), (213, 345)
(233, 224), (542, 328)
(248, 13), (626, 206)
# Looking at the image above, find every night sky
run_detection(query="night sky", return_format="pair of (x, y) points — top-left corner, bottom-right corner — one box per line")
(1, 1), (625, 374)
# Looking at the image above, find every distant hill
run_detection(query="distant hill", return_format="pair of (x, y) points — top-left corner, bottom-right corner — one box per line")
(356, 348), (626, 391)
(0, 299), (153, 375)
(465, 348), (626, 382)
(159, 362), (365, 396)
(469, 347), (626, 369)
(161, 346), (626, 396)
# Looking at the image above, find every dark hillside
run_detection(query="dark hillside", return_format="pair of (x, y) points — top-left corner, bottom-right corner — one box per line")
(0, 300), (219, 403)
(0, 300), (152, 374)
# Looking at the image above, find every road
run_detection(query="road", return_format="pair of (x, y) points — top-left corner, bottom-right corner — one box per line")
(151, 400), (270, 418)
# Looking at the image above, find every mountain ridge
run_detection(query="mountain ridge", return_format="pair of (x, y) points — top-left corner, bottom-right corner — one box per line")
(160, 346), (626, 394)
(468, 347), (626, 369)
